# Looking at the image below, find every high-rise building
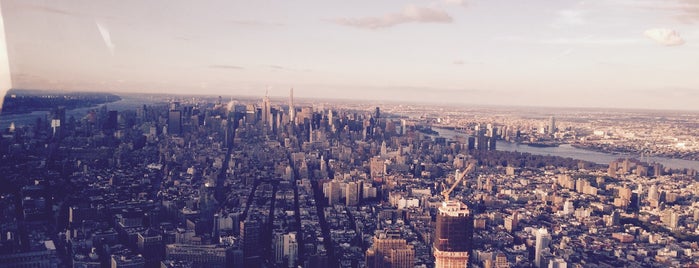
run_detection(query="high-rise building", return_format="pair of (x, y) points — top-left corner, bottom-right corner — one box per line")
(535, 228), (551, 268)
(327, 181), (341, 206)
(433, 200), (473, 268)
(370, 157), (386, 178)
(549, 116), (556, 134)
(104, 110), (118, 132)
(273, 231), (285, 265)
(241, 217), (262, 262)
(365, 229), (415, 268)
(289, 88), (295, 123)
(283, 232), (298, 268)
(495, 252), (509, 268)
(168, 110), (182, 135)
(346, 181), (360, 206)
(608, 161), (618, 177)
(262, 92), (272, 129)
(137, 229), (163, 262)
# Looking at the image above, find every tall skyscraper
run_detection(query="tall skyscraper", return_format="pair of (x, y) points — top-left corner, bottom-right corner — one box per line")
(289, 88), (295, 123)
(549, 116), (556, 134)
(433, 200), (472, 268)
(262, 91), (272, 129)
(534, 228), (551, 268)
(104, 110), (118, 132)
(167, 110), (182, 135)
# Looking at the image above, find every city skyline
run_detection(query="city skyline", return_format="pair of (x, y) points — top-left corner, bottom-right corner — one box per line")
(1, 0), (699, 110)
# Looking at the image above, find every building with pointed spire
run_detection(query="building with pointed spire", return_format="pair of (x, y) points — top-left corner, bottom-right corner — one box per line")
(289, 88), (295, 123)
(262, 90), (272, 129)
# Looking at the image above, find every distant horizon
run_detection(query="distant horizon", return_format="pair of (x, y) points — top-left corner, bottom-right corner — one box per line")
(5, 87), (699, 114)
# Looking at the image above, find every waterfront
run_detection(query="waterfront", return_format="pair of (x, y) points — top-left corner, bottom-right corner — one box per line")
(433, 127), (699, 171)
(0, 95), (160, 129)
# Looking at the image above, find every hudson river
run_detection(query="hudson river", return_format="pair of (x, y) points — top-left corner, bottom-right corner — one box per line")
(1, 95), (161, 129)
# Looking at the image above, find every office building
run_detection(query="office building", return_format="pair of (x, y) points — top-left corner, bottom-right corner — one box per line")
(549, 116), (556, 134)
(168, 110), (182, 135)
(346, 181), (360, 206)
(262, 92), (272, 129)
(165, 244), (231, 268)
(535, 228), (551, 268)
(366, 229), (415, 268)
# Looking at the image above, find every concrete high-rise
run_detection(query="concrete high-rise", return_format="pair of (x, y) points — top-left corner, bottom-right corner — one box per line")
(241, 217), (262, 265)
(366, 229), (415, 268)
(433, 200), (473, 268)
(167, 110), (182, 135)
(535, 228), (551, 268)
(346, 181), (360, 206)
(549, 116), (556, 135)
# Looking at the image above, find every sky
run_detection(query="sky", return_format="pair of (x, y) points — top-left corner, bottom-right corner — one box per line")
(1, 0), (698, 110)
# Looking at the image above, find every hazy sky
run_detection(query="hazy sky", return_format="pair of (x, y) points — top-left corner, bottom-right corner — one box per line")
(1, 0), (698, 110)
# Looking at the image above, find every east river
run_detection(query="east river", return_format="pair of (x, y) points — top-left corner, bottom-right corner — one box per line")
(433, 127), (699, 171)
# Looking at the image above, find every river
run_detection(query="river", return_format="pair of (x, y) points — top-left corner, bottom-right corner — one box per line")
(0, 95), (162, 129)
(433, 127), (699, 171)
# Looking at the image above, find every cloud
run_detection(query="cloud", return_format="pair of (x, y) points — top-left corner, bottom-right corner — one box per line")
(444, 0), (468, 7)
(331, 5), (453, 29)
(229, 19), (285, 27)
(670, 0), (699, 23)
(624, 0), (699, 24)
(541, 36), (638, 45)
(209, 65), (244, 70)
(644, 28), (685, 46)
(16, 4), (81, 17)
(266, 65), (311, 72)
(552, 9), (586, 28)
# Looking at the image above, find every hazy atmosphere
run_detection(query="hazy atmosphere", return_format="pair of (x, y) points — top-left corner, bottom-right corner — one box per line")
(1, 0), (698, 109)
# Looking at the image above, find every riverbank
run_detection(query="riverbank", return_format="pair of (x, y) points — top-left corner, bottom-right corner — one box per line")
(571, 143), (699, 162)
(431, 127), (699, 171)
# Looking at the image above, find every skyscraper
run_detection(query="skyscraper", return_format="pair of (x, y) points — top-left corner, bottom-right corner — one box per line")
(262, 91), (272, 129)
(549, 116), (556, 135)
(289, 88), (295, 123)
(535, 228), (551, 268)
(104, 110), (118, 132)
(167, 110), (182, 135)
(433, 200), (472, 268)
